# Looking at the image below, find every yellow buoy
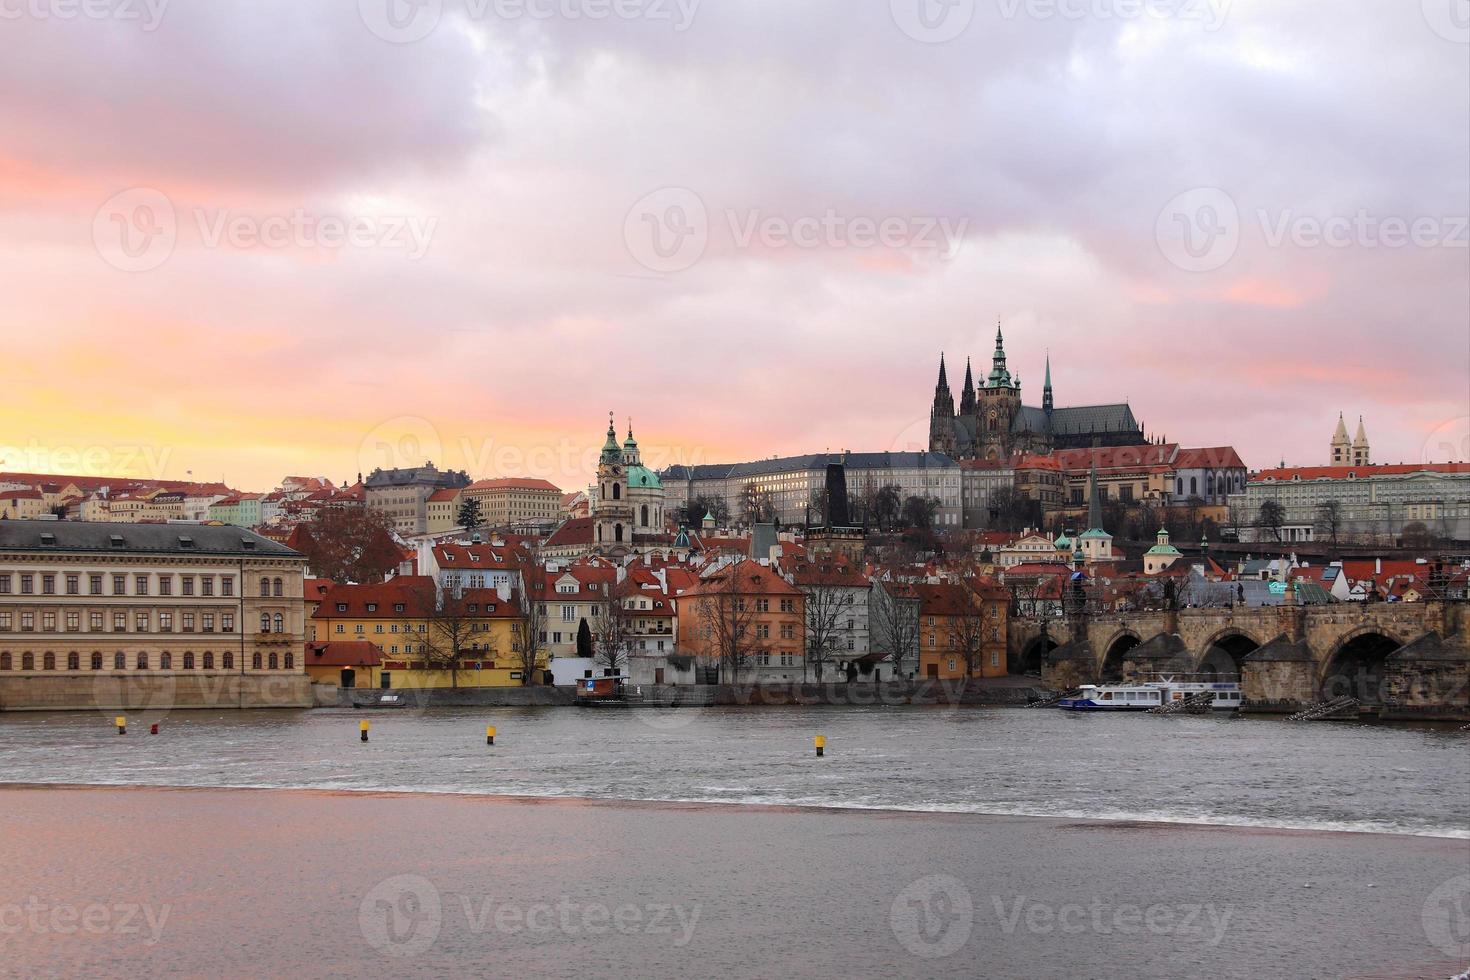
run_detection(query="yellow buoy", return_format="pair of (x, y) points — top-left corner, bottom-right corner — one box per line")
(486, 725), (496, 746)
(115, 716), (127, 736)
(359, 719), (370, 742)
(814, 735), (825, 757)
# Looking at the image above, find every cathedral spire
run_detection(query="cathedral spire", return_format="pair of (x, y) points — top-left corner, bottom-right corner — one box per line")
(936, 352), (949, 390)
(959, 357), (976, 415)
(1043, 352), (1054, 415)
(1087, 459), (1103, 533)
(986, 320), (1012, 389)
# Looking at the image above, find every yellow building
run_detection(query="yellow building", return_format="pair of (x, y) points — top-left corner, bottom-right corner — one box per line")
(426, 487), (463, 534)
(310, 576), (542, 689)
(0, 491), (46, 521)
(461, 478), (564, 528)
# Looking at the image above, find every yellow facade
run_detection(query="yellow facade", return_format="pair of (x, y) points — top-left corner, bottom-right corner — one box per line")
(311, 607), (542, 688)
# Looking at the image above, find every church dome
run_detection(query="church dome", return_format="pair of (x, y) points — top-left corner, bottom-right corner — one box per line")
(626, 465), (662, 490)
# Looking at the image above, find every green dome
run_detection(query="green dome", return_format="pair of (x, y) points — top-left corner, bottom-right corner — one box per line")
(626, 464), (662, 489)
(1054, 534), (1071, 548)
(1146, 543), (1182, 557)
(1078, 528), (1112, 540)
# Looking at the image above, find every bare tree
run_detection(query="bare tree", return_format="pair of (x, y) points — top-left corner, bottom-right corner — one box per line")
(1257, 500), (1286, 542)
(871, 581), (920, 680)
(594, 581), (634, 676)
(517, 550), (548, 685)
(1315, 499), (1343, 550)
(797, 569), (857, 682)
(946, 589), (989, 679)
(694, 564), (765, 682)
(399, 579), (488, 689)
(740, 483), (777, 527)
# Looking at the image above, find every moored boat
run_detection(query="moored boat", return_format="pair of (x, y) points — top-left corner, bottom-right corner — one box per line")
(1057, 679), (1242, 712)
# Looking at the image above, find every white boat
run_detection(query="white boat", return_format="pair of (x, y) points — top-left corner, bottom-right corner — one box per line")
(1057, 678), (1242, 712)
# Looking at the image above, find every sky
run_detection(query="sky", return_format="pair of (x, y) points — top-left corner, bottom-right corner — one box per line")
(2, 0), (1467, 492)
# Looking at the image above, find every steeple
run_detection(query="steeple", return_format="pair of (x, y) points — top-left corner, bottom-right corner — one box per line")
(986, 319), (1013, 389)
(1330, 412), (1351, 465)
(600, 411), (621, 465)
(1351, 416), (1370, 466)
(1042, 351), (1053, 415)
(937, 352), (949, 391)
(959, 358), (976, 415)
(1087, 460), (1103, 533)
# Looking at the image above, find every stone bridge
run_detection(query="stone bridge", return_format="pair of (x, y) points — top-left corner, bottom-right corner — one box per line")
(1007, 601), (1469, 719)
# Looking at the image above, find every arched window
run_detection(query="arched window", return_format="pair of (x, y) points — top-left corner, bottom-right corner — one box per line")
(91, 652), (102, 670)
(160, 651), (172, 670)
(1, 653), (11, 670)
(203, 652), (214, 670)
(184, 652), (195, 669)
(283, 652), (294, 670)
(641, 505), (649, 526)
(252, 652), (262, 670)
(614, 524), (624, 543)
(222, 652), (233, 670)
(67, 652), (79, 671)
(268, 652), (279, 670)
(260, 577), (271, 597)
(1176, 478), (1184, 496)
(114, 652), (125, 670)
(273, 577), (283, 597)
(22, 652), (34, 670)
(43, 651), (56, 670)
(137, 652), (149, 670)
(1206, 472), (1215, 496)
(273, 613), (284, 633)
(1190, 477), (1197, 495)
(612, 484), (621, 500)
(260, 613), (271, 633)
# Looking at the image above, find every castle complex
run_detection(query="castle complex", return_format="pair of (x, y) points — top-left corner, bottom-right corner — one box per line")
(928, 325), (1147, 460)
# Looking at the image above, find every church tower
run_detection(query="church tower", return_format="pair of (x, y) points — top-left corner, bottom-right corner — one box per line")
(959, 358), (976, 416)
(1351, 416), (1370, 467)
(977, 322), (1021, 460)
(1330, 413), (1351, 465)
(927, 354), (957, 456)
(593, 412), (632, 552)
(1042, 352), (1054, 417)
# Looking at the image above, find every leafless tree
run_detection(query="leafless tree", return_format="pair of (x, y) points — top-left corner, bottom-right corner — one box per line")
(871, 581), (920, 680)
(694, 566), (765, 682)
(1257, 500), (1286, 542)
(797, 570), (856, 682)
(517, 550), (548, 685)
(400, 579), (488, 689)
(946, 590), (990, 679)
(1315, 499), (1344, 550)
(740, 483), (777, 527)
(594, 581), (634, 676)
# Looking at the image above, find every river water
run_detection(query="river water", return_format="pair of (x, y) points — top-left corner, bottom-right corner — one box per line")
(2, 705), (1466, 838)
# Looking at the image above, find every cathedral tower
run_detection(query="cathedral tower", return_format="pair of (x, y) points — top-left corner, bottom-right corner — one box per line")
(977, 323), (1021, 460)
(593, 412), (632, 551)
(928, 354), (957, 456)
(1351, 416), (1370, 467)
(1330, 413), (1351, 465)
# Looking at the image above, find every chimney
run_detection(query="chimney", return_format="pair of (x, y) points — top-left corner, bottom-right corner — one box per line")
(1375, 557), (1382, 575)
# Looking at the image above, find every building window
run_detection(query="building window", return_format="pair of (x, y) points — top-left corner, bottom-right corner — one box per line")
(0, 574), (9, 594)
(113, 612), (126, 632)
(203, 652), (214, 669)
(42, 612), (56, 632)
(22, 652), (35, 670)
(260, 577), (270, 597)
(89, 574), (103, 595)
(113, 652), (125, 670)
(273, 578), (284, 598)
(159, 576), (172, 596)
(65, 574), (80, 595)
(160, 652), (172, 670)
(182, 576), (194, 596)
(222, 652), (233, 670)
(261, 613), (272, 633)
(252, 653), (262, 670)
(0, 652), (9, 670)
(137, 652), (149, 670)
(182, 613), (195, 632)
(268, 653), (279, 669)
(113, 574), (126, 595)
(202, 614), (215, 633)
(20, 574), (33, 595)
(283, 652), (294, 670)
(91, 652), (102, 670)
(160, 612), (173, 632)
(135, 612), (149, 632)
(222, 614), (234, 632)
(66, 612), (80, 632)
(135, 574), (149, 596)
(273, 613), (284, 633)
(183, 652), (195, 669)
(43, 652), (55, 670)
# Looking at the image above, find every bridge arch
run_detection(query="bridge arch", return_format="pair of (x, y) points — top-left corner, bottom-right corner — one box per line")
(1100, 630), (1142, 682)
(1196, 628), (1263, 680)
(1318, 627), (1406, 705)
(1012, 633), (1059, 676)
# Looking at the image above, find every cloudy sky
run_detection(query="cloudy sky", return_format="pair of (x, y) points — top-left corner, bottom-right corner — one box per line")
(2, 0), (1466, 491)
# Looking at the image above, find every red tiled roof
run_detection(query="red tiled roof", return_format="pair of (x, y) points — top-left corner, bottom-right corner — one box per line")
(1052, 445), (1180, 473)
(307, 641), (383, 666)
(1174, 446), (1246, 469)
(465, 478), (562, 492)
(544, 517), (594, 548)
(427, 488), (461, 502)
(1252, 463), (1470, 482)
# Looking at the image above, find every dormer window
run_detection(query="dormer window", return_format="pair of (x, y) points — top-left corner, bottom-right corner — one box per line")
(336, 603), (347, 612)
(394, 603), (405, 613)
(109, 534), (125, 547)
(366, 603), (377, 612)
(40, 532), (55, 546)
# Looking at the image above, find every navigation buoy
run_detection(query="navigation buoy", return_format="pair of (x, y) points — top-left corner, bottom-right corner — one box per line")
(360, 720), (370, 742)
(486, 725), (496, 746)
(814, 735), (825, 758)
(115, 716), (126, 736)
